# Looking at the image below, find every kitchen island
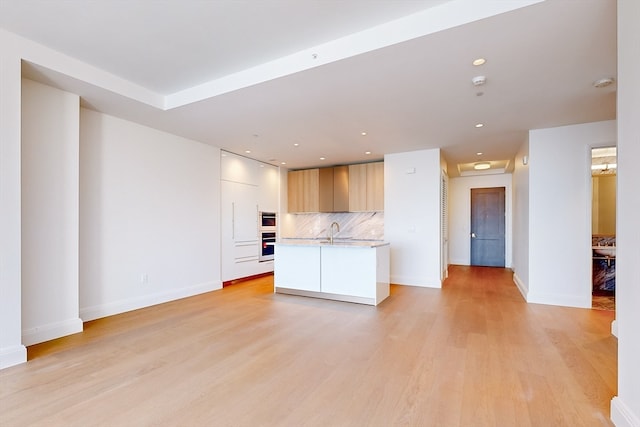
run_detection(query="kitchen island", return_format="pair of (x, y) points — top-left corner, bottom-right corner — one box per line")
(274, 239), (390, 305)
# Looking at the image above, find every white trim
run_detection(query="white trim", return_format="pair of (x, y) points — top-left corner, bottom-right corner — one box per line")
(21, 317), (83, 346)
(0, 345), (27, 370)
(79, 281), (221, 322)
(526, 290), (591, 308)
(275, 288), (377, 306)
(611, 396), (640, 427)
(612, 319), (618, 338)
(390, 275), (442, 288)
(513, 272), (528, 301)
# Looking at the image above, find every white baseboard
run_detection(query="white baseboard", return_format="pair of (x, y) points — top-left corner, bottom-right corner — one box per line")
(611, 396), (640, 427)
(0, 345), (27, 370)
(80, 280), (222, 322)
(512, 272), (528, 301)
(21, 317), (83, 346)
(526, 290), (591, 308)
(390, 274), (442, 288)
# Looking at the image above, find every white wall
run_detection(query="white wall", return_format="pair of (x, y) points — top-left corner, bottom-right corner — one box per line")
(512, 139), (530, 298)
(21, 79), (83, 345)
(385, 149), (442, 287)
(528, 120), (616, 308)
(449, 173), (513, 267)
(0, 36), (27, 369)
(79, 109), (221, 321)
(610, 1), (640, 425)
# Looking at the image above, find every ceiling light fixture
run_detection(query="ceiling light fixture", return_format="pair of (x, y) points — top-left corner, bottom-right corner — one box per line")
(294, 143), (299, 147)
(474, 162), (491, 170)
(361, 132), (367, 136)
(473, 58), (486, 66)
(476, 152), (483, 156)
(281, 162), (286, 165)
(365, 151), (371, 155)
(475, 123), (484, 128)
(320, 157), (326, 160)
(245, 150), (251, 154)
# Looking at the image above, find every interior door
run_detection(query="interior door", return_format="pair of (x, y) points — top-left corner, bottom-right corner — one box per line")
(470, 187), (505, 267)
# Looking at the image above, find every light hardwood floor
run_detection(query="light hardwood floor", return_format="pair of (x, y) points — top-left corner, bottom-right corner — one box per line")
(1, 266), (616, 426)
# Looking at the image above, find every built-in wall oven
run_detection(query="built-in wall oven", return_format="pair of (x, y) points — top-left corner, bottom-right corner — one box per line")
(260, 211), (277, 228)
(259, 212), (276, 262)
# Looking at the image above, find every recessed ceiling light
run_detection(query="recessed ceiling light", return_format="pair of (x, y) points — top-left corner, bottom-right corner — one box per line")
(474, 162), (491, 170)
(473, 58), (486, 66)
(475, 123), (484, 128)
(476, 152), (483, 156)
(365, 151), (371, 155)
(361, 132), (367, 136)
(293, 143), (299, 147)
(281, 162), (286, 165)
(320, 157), (326, 160)
(245, 150), (251, 153)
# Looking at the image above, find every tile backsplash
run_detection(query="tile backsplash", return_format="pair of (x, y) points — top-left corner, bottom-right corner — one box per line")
(284, 212), (384, 241)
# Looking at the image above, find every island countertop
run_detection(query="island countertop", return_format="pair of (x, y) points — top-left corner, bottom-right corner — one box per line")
(276, 238), (390, 248)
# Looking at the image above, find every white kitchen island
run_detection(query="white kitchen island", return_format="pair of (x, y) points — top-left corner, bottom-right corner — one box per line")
(274, 240), (390, 305)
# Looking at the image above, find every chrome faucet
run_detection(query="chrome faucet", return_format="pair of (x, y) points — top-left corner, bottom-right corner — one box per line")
(328, 221), (340, 244)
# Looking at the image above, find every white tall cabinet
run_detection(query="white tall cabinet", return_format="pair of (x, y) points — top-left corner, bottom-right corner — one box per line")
(221, 151), (279, 282)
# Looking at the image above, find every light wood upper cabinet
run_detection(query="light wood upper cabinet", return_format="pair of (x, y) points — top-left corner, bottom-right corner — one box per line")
(349, 162), (384, 212)
(288, 169), (319, 213)
(332, 165), (349, 212)
(318, 168), (334, 213)
(348, 164), (368, 212)
(289, 162), (383, 213)
(367, 161), (384, 211)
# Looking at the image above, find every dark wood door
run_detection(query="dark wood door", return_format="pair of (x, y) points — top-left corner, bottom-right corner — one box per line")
(470, 187), (505, 267)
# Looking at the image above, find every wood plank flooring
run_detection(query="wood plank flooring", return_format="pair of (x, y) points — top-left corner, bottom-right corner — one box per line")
(0, 265), (617, 426)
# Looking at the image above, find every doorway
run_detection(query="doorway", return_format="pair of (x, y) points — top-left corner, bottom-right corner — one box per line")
(591, 147), (616, 311)
(470, 187), (506, 267)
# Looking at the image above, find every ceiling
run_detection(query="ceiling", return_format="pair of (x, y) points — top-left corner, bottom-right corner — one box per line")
(0, 0), (617, 175)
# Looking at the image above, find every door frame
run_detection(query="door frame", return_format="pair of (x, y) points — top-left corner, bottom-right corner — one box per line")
(447, 176), (513, 268)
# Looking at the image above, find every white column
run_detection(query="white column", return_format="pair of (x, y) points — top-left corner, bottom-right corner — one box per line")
(0, 35), (27, 368)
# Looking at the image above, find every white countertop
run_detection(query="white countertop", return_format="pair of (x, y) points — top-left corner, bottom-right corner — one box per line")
(276, 238), (389, 248)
